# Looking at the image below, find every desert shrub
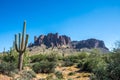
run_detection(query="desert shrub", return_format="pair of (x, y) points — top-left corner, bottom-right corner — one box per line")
(77, 51), (107, 73)
(100, 41), (120, 80)
(2, 53), (18, 63)
(79, 58), (92, 72)
(32, 60), (56, 73)
(62, 52), (89, 67)
(2, 50), (29, 68)
(64, 55), (78, 63)
(30, 52), (58, 63)
(68, 72), (75, 76)
(83, 58), (107, 72)
(0, 61), (17, 75)
(101, 54), (112, 64)
(90, 63), (109, 80)
(77, 52), (89, 60)
(0, 54), (4, 60)
(46, 52), (58, 62)
(77, 60), (83, 68)
(55, 71), (63, 79)
(107, 63), (120, 80)
(90, 51), (120, 80)
(23, 51), (30, 67)
(62, 60), (74, 67)
(90, 74), (98, 80)
(15, 70), (36, 80)
(110, 52), (120, 62)
(62, 54), (79, 67)
(46, 74), (53, 80)
(105, 52), (120, 80)
(92, 61), (108, 80)
(57, 54), (63, 60)
(30, 54), (47, 63)
(2, 55), (15, 62)
(21, 70), (36, 78)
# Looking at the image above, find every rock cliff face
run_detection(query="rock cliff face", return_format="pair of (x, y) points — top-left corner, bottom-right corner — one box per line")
(29, 33), (71, 48)
(29, 33), (108, 50)
(71, 38), (108, 50)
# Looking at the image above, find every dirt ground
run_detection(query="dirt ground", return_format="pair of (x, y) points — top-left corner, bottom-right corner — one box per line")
(0, 65), (90, 80)
(36, 65), (91, 80)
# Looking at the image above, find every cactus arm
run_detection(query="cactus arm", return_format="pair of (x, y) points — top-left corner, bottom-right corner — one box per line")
(19, 33), (21, 50)
(15, 34), (19, 52)
(21, 21), (26, 50)
(22, 34), (29, 53)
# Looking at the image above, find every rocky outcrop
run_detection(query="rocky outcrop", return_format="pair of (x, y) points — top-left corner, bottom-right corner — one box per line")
(29, 33), (109, 51)
(71, 38), (108, 50)
(29, 33), (71, 48)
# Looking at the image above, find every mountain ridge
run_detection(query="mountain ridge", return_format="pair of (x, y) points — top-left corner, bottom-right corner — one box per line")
(28, 33), (109, 51)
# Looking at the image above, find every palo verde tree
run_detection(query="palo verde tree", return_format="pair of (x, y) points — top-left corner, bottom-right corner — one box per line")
(15, 21), (29, 71)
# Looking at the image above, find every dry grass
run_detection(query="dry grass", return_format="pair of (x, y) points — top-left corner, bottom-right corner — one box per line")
(0, 65), (91, 80)
(35, 65), (91, 80)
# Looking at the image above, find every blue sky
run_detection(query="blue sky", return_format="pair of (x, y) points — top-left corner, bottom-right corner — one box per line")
(0, 0), (120, 52)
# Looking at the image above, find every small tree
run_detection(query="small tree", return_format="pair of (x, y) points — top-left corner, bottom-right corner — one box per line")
(15, 21), (29, 71)
(113, 41), (120, 52)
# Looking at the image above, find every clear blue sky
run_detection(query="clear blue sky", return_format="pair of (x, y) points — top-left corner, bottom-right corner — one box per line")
(0, 0), (120, 52)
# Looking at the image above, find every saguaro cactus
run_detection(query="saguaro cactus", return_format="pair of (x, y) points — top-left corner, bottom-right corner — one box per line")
(15, 21), (29, 71)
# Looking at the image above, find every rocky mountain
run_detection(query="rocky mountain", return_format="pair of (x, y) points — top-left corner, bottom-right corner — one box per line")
(29, 33), (71, 48)
(28, 33), (109, 51)
(71, 38), (108, 50)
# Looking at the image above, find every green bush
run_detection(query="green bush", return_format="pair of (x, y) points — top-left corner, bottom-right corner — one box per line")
(46, 52), (58, 62)
(92, 62), (108, 80)
(55, 71), (63, 79)
(101, 54), (111, 64)
(62, 60), (74, 67)
(62, 52), (89, 67)
(32, 60), (56, 73)
(62, 54), (79, 67)
(106, 53), (120, 80)
(63, 55), (78, 63)
(0, 61), (17, 75)
(15, 70), (36, 80)
(2, 50), (29, 68)
(107, 64), (120, 80)
(80, 59), (92, 72)
(23, 51), (30, 67)
(46, 74), (53, 80)
(90, 52), (120, 80)
(77, 60), (83, 68)
(68, 72), (75, 76)
(30, 54), (47, 63)
(30, 52), (58, 63)
(77, 52), (89, 60)
(90, 74), (98, 80)
(77, 52), (107, 73)
(2, 53), (18, 63)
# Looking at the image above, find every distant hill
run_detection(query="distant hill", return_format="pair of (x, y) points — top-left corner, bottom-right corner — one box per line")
(71, 38), (108, 50)
(28, 33), (109, 52)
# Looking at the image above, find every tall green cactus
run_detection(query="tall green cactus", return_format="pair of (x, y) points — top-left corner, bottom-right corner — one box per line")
(15, 21), (29, 71)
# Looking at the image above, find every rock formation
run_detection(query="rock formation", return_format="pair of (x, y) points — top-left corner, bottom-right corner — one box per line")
(71, 38), (108, 50)
(29, 33), (109, 51)
(29, 33), (71, 48)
